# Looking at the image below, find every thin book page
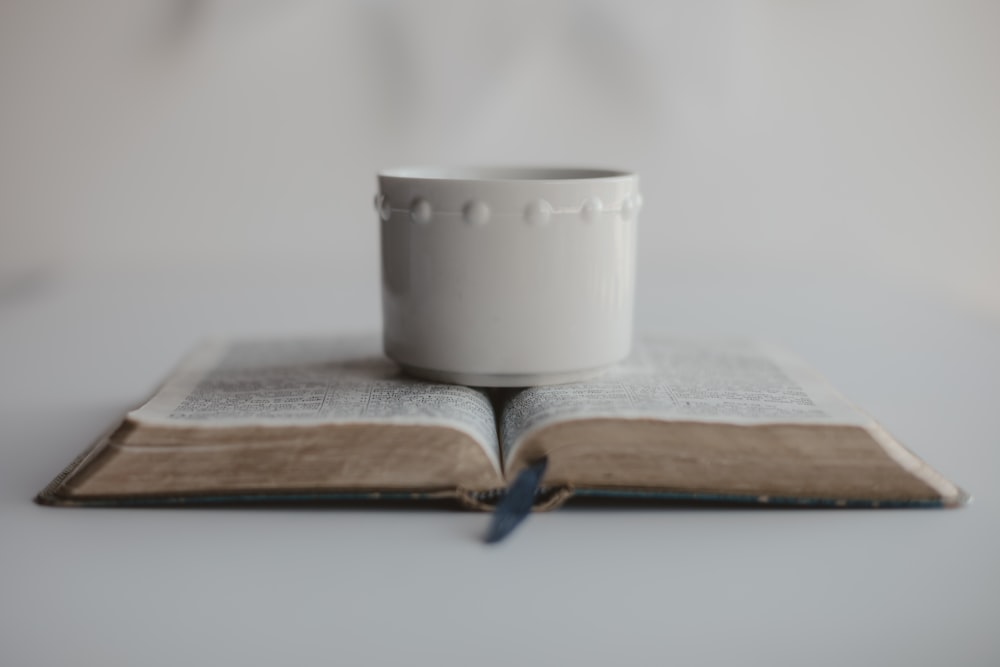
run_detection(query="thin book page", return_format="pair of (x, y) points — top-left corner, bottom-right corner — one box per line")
(500, 336), (878, 462)
(129, 336), (502, 474)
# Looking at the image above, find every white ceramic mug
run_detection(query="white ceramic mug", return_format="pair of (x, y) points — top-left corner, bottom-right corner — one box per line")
(377, 166), (641, 386)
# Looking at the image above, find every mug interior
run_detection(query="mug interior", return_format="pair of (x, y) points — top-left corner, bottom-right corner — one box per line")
(378, 166), (633, 182)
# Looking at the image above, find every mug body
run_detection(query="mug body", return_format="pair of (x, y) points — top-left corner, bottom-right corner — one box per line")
(377, 166), (640, 386)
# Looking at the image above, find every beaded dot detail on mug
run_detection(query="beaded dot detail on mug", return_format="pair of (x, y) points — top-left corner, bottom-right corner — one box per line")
(374, 193), (642, 225)
(374, 194), (393, 222)
(409, 198), (432, 224)
(524, 199), (554, 226)
(580, 196), (603, 222)
(462, 200), (491, 226)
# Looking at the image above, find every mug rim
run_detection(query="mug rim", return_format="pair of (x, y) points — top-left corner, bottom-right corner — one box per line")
(378, 166), (635, 183)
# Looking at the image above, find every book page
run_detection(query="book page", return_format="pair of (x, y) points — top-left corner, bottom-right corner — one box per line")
(131, 336), (501, 472)
(500, 337), (875, 461)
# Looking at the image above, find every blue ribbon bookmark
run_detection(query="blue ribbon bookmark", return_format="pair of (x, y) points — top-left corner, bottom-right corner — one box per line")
(484, 457), (548, 544)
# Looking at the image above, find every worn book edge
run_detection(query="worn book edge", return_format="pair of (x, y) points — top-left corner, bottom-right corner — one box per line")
(35, 483), (966, 511)
(32, 429), (571, 511)
(35, 431), (967, 511)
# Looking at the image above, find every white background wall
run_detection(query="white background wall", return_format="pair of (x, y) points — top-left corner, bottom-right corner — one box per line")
(1, 0), (998, 317)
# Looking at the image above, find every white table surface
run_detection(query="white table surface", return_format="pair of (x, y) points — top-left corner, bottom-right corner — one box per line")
(2, 262), (997, 666)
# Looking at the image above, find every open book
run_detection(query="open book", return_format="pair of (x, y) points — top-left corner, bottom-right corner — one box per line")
(37, 335), (965, 510)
